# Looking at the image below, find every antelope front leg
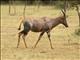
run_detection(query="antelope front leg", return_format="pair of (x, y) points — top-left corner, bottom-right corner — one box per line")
(33, 32), (45, 48)
(47, 31), (53, 49)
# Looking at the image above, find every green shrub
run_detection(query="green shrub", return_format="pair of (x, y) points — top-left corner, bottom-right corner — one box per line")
(75, 27), (80, 36)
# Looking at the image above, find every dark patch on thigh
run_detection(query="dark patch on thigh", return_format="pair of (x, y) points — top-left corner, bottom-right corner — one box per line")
(23, 21), (31, 34)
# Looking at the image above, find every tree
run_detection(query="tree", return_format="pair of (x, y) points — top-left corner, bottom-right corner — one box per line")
(76, 5), (80, 26)
(37, 0), (41, 8)
(23, 0), (27, 19)
(9, 0), (16, 16)
(67, 0), (80, 27)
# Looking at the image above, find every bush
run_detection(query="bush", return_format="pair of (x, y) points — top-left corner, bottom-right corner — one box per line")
(75, 27), (80, 36)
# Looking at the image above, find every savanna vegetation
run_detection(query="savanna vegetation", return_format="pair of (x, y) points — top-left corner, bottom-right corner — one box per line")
(1, 0), (80, 60)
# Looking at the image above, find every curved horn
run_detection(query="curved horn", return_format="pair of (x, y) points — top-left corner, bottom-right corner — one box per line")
(61, 9), (66, 17)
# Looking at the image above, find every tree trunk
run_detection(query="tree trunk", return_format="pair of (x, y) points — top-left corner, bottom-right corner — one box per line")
(76, 5), (80, 27)
(23, 0), (27, 19)
(9, 0), (11, 15)
(37, 0), (41, 9)
(34, 0), (41, 10)
(50, 0), (53, 6)
(9, 0), (16, 16)
(13, 0), (16, 15)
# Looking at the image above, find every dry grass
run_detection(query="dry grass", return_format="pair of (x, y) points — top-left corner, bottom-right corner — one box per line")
(1, 5), (80, 60)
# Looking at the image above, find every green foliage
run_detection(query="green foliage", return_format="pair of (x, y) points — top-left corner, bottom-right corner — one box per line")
(75, 28), (80, 36)
(54, 1), (66, 9)
(1, 0), (80, 9)
(67, 0), (80, 9)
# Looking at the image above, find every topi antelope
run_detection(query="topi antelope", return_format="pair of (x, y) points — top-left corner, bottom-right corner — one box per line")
(17, 10), (68, 49)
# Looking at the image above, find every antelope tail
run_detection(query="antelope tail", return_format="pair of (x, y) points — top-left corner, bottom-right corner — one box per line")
(18, 16), (24, 30)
